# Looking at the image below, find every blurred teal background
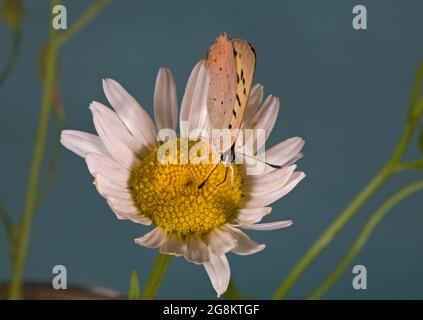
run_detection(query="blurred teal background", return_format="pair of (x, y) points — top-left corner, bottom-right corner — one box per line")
(1, 0), (423, 299)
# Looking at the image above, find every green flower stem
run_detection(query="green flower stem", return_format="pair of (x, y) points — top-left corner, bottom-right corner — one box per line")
(273, 95), (423, 300)
(0, 29), (21, 86)
(56, 0), (112, 46)
(7, 14), (59, 300)
(394, 159), (423, 172)
(308, 179), (423, 299)
(0, 199), (12, 240)
(36, 101), (65, 207)
(34, 0), (111, 204)
(223, 281), (246, 300)
(6, 0), (112, 299)
(141, 253), (172, 300)
(409, 61), (423, 111)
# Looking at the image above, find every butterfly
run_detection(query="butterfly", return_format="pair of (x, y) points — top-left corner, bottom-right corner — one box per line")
(199, 34), (278, 188)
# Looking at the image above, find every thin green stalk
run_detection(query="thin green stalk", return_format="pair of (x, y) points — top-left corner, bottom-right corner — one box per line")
(0, 29), (21, 86)
(308, 179), (423, 299)
(272, 121), (414, 300)
(141, 253), (172, 300)
(272, 65), (423, 300)
(56, 0), (111, 46)
(223, 281), (246, 300)
(7, 18), (59, 300)
(34, 0), (111, 204)
(394, 159), (423, 173)
(0, 199), (12, 239)
(6, 0), (111, 299)
(36, 100), (65, 207)
(409, 61), (423, 116)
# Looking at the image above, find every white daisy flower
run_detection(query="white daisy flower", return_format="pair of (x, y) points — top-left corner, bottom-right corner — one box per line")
(60, 60), (305, 297)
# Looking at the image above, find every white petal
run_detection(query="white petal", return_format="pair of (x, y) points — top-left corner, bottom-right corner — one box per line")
(90, 101), (138, 169)
(106, 196), (135, 214)
(102, 78), (157, 147)
(204, 254), (230, 297)
(160, 233), (186, 256)
(241, 220), (293, 231)
(184, 236), (210, 264)
(205, 229), (237, 256)
(223, 225), (265, 256)
(188, 62), (209, 138)
(242, 84), (264, 129)
(242, 96), (279, 153)
(106, 196), (151, 225)
(265, 137), (305, 169)
(179, 60), (209, 138)
(180, 60), (202, 137)
(235, 207), (272, 225)
(246, 171), (306, 207)
(106, 196), (136, 215)
(94, 174), (131, 200)
(85, 153), (129, 183)
(135, 227), (167, 248)
(61, 130), (108, 158)
(244, 165), (296, 196)
(252, 96), (279, 139)
(154, 68), (178, 131)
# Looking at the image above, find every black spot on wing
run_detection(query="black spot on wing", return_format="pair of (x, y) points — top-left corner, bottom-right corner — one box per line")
(236, 94), (241, 106)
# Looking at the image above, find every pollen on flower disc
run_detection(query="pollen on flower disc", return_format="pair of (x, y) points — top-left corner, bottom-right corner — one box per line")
(129, 138), (243, 236)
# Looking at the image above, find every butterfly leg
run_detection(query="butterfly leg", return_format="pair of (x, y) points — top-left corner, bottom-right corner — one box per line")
(198, 160), (220, 189)
(216, 166), (228, 186)
(229, 164), (234, 186)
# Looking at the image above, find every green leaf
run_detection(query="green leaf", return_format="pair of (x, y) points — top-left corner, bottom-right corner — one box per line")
(0, 0), (25, 31)
(128, 269), (141, 300)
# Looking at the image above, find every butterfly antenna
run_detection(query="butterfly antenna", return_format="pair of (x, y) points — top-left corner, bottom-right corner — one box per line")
(236, 152), (284, 169)
(240, 151), (304, 168)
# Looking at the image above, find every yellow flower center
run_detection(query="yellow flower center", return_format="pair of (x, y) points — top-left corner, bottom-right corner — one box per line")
(129, 138), (243, 236)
